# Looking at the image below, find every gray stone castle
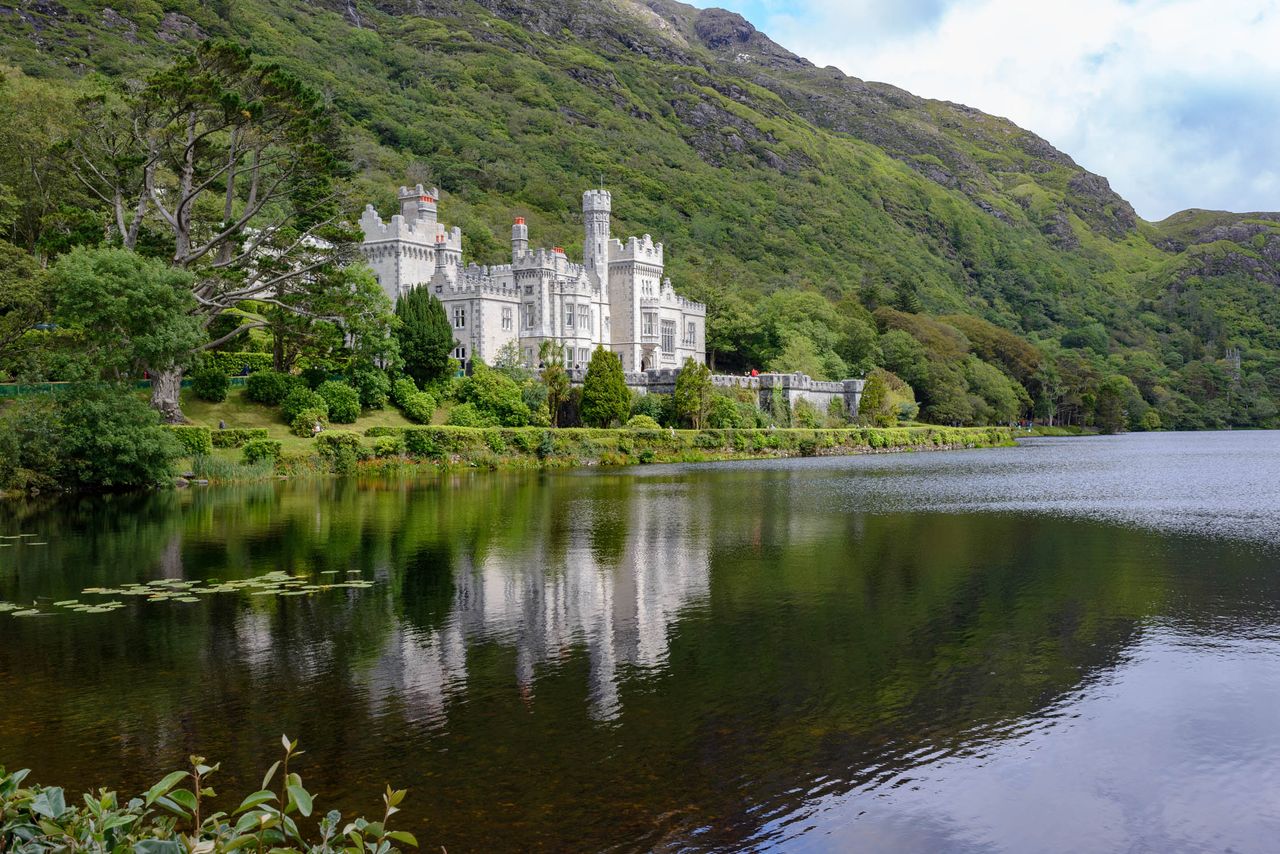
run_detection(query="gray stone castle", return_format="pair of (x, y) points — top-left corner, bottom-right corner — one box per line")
(359, 185), (706, 371)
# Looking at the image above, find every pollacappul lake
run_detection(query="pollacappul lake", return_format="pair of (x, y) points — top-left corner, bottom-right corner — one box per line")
(4, 431), (1280, 852)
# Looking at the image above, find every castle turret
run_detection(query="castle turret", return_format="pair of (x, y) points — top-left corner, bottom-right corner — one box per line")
(583, 189), (611, 288)
(398, 184), (439, 226)
(511, 216), (528, 256)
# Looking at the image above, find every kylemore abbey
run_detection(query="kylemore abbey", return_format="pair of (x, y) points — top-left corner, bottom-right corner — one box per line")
(360, 185), (707, 372)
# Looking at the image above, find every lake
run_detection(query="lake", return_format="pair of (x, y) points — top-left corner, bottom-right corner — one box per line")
(3, 431), (1280, 852)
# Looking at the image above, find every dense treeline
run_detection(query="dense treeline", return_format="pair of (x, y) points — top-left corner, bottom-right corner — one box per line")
(0, 0), (1278, 435)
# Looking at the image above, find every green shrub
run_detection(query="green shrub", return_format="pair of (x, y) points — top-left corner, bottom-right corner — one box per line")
(189, 366), (229, 402)
(446, 401), (495, 427)
(241, 439), (282, 465)
(316, 381), (361, 423)
(290, 407), (329, 437)
(211, 428), (269, 448)
(693, 430), (723, 449)
(245, 371), (300, 405)
(626, 414), (661, 429)
(403, 428), (441, 458)
(281, 388), (328, 425)
(391, 377), (419, 407)
(483, 429), (507, 452)
(401, 391), (436, 424)
(315, 430), (363, 473)
(373, 434), (406, 457)
(0, 384), (180, 492)
(708, 395), (744, 428)
(349, 364), (391, 409)
(364, 426), (403, 437)
(798, 437), (819, 456)
(793, 399), (822, 429)
(454, 363), (532, 426)
(165, 425), (212, 456)
(638, 449), (656, 464)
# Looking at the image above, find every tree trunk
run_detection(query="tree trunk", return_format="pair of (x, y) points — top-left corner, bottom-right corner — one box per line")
(151, 366), (186, 423)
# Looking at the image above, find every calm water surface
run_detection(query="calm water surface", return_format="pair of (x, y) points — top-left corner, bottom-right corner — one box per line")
(3, 431), (1280, 852)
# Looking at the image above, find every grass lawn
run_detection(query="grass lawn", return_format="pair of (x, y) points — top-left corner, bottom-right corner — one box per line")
(178, 388), (418, 453)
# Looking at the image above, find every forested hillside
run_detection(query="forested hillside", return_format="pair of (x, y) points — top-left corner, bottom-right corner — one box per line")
(2, 0), (1278, 429)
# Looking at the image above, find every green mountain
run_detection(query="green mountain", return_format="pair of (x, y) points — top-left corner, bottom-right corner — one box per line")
(2, 0), (1278, 429)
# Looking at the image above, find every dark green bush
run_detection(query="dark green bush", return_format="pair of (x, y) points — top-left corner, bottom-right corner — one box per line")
(403, 428), (441, 458)
(315, 430), (363, 473)
(281, 388), (328, 425)
(245, 371), (301, 405)
(211, 428), (270, 448)
(0, 384), (180, 492)
(316, 380), (361, 423)
(798, 437), (819, 456)
(390, 376), (419, 407)
(364, 426), (403, 437)
(401, 391), (436, 424)
(165, 425), (213, 456)
(189, 366), (229, 402)
(241, 439), (282, 465)
(349, 364), (391, 409)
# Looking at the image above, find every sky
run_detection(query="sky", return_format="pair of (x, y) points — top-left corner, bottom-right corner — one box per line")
(691, 0), (1280, 221)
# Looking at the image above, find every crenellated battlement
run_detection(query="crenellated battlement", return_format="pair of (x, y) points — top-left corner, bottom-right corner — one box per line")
(610, 234), (664, 264)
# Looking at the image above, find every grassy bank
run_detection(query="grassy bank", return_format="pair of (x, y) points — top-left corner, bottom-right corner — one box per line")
(173, 423), (1016, 484)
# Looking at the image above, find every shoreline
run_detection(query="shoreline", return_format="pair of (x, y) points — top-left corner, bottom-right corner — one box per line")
(215, 425), (1017, 483)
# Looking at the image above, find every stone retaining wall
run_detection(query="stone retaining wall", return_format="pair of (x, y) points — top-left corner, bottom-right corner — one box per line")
(572, 368), (865, 417)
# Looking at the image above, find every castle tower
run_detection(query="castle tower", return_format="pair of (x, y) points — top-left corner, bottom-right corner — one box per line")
(398, 184), (438, 226)
(583, 189), (611, 288)
(511, 217), (528, 256)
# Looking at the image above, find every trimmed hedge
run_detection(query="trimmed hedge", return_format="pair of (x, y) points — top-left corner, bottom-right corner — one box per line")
(165, 425), (212, 456)
(211, 428), (270, 448)
(190, 367), (230, 402)
(202, 351), (275, 377)
(358, 425), (1014, 466)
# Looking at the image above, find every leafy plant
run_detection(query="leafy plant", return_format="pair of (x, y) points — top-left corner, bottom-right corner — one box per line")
(0, 737), (418, 854)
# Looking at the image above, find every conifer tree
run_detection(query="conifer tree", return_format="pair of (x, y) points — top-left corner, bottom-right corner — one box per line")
(395, 287), (454, 387)
(580, 346), (629, 427)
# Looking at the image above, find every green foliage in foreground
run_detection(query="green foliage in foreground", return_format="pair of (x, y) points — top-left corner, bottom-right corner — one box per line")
(0, 737), (418, 854)
(0, 384), (179, 492)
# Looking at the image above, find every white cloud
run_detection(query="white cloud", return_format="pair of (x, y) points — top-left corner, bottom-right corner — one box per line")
(702, 0), (1280, 220)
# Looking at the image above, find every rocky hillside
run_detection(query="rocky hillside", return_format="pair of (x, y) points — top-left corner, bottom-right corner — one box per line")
(1, 0), (1277, 427)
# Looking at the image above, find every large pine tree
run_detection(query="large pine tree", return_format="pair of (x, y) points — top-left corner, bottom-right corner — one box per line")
(395, 287), (454, 387)
(580, 347), (630, 427)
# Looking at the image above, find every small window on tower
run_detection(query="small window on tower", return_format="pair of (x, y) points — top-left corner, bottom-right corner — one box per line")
(525, 303), (535, 328)
(565, 305), (575, 328)
(501, 307), (513, 331)
(453, 307), (465, 328)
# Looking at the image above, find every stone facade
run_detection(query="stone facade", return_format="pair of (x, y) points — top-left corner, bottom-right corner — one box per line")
(360, 185), (706, 371)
